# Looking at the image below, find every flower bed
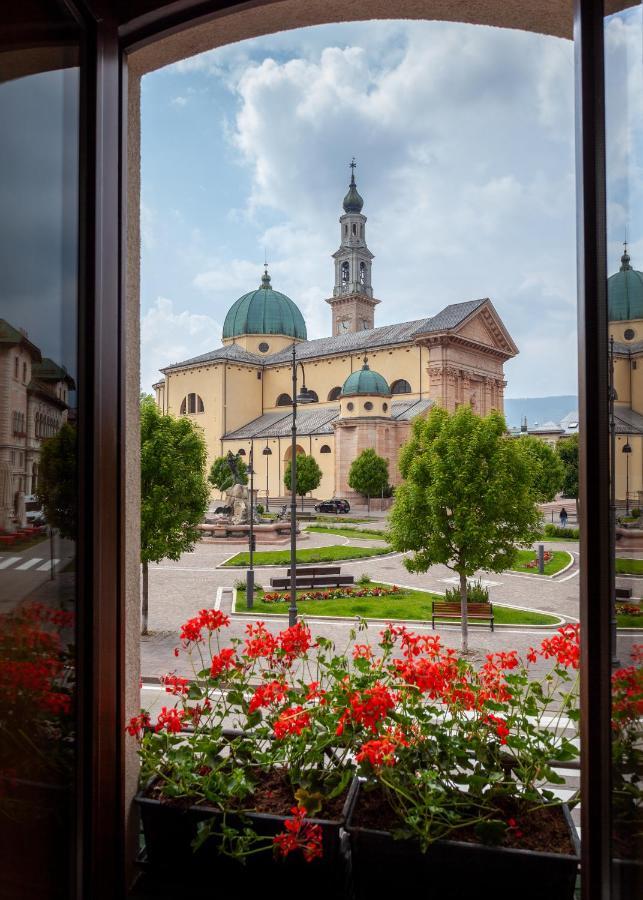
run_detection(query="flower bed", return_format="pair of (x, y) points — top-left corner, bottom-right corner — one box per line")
(129, 612), (584, 895)
(261, 585), (401, 604)
(616, 603), (641, 617)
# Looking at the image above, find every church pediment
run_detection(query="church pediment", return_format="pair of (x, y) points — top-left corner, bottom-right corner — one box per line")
(453, 301), (518, 358)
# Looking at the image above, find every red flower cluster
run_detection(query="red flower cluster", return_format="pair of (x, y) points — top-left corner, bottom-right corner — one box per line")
(356, 736), (403, 768)
(243, 621), (313, 668)
(210, 648), (238, 678)
(484, 713), (510, 744)
(273, 705), (311, 739)
(244, 621), (277, 659)
(248, 679), (289, 712)
(352, 644), (373, 660)
(273, 806), (323, 862)
(523, 551), (553, 569)
(155, 706), (188, 733)
(336, 682), (396, 735)
(160, 673), (189, 696)
(178, 609), (230, 646)
(262, 585), (401, 603)
(528, 624), (580, 669)
(126, 712), (151, 737)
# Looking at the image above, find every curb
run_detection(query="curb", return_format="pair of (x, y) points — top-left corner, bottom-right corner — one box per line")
(216, 548), (402, 570)
(507, 550), (575, 580)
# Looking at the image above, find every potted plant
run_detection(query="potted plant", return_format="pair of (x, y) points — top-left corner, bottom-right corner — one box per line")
(130, 611), (360, 894)
(344, 623), (581, 900)
(611, 643), (643, 894)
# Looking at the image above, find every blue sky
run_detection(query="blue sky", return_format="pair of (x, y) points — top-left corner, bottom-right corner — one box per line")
(140, 11), (642, 397)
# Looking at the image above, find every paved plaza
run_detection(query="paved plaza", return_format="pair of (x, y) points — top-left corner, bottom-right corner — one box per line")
(141, 525), (588, 678)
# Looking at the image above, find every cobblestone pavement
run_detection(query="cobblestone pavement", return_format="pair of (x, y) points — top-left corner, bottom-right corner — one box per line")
(141, 529), (588, 677)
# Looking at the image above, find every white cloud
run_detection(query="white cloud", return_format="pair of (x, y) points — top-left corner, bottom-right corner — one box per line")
(171, 96), (188, 107)
(140, 297), (221, 391)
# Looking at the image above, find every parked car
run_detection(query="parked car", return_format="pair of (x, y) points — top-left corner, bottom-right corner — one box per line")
(314, 498), (351, 514)
(24, 495), (46, 526)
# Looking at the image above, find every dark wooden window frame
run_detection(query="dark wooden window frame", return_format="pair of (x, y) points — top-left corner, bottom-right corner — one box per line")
(67, 1), (615, 897)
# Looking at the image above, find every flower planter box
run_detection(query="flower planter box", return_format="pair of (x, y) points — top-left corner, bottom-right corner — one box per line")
(135, 780), (351, 898)
(345, 780), (580, 900)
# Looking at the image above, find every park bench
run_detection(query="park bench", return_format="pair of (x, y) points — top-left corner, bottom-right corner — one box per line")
(269, 566), (355, 590)
(616, 586), (633, 600)
(431, 600), (495, 631)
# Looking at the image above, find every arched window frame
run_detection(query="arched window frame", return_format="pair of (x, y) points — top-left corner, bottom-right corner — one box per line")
(276, 393), (292, 407)
(327, 386), (342, 401)
(320, 445), (331, 454)
(391, 379), (412, 395)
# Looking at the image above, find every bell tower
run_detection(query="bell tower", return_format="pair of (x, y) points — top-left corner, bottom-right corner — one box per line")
(326, 160), (380, 335)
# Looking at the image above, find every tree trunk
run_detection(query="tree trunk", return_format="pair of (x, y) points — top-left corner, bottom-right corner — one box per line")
(141, 560), (149, 636)
(367, 495), (370, 515)
(301, 494), (304, 513)
(459, 570), (468, 654)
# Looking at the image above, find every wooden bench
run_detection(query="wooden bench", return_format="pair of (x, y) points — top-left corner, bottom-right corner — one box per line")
(270, 566), (354, 590)
(616, 586), (633, 600)
(432, 601), (495, 631)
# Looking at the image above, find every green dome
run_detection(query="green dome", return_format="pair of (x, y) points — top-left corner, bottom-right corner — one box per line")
(343, 166), (364, 214)
(222, 270), (307, 340)
(608, 249), (643, 322)
(341, 359), (390, 396)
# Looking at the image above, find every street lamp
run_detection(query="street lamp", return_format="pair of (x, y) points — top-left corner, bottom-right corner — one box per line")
(246, 443), (255, 609)
(289, 342), (315, 627)
(609, 336), (619, 666)
(262, 445), (272, 511)
(623, 442), (632, 514)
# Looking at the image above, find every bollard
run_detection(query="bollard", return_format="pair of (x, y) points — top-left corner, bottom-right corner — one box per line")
(537, 543), (545, 575)
(246, 568), (254, 609)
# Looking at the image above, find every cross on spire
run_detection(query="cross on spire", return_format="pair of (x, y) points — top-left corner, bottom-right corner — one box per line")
(349, 157), (356, 183)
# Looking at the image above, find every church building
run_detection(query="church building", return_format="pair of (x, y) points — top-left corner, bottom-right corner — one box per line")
(154, 165), (518, 504)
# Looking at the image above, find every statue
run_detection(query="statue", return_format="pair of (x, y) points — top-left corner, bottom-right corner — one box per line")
(223, 451), (256, 524)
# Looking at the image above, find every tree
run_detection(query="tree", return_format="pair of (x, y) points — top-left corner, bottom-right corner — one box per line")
(140, 398), (209, 635)
(284, 453), (322, 511)
(208, 455), (248, 493)
(389, 406), (541, 652)
(557, 434), (579, 513)
(515, 436), (565, 502)
(348, 449), (389, 513)
(37, 423), (77, 540)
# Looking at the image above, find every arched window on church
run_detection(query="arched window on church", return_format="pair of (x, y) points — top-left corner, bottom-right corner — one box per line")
(181, 393), (205, 415)
(327, 387), (342, 401)
(341, 261), (349, 285)
(344, 224), (348, 237)
(180, 398), (186, 415)
(360, 224), (364, 238)
(352, 223), (357, 235)
(320, 445), (331, 453)
(391, 379), (412, 394)
(276, 393), (292, 407)
(197, 395), (205, 413)
(359, 261), (366, 285)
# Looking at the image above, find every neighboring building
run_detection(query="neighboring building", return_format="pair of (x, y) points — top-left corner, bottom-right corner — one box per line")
(155, 167), (518, 503)
(0, 319), (75, 525)
(609, 243), (643, 505)
(509, 411), (579, 448)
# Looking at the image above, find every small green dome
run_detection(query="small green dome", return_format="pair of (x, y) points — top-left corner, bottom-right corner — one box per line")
(341, 358), (390, 396)
(222, 270), (307, 340)
(608, 248), (643, 322)
(343, 167), (364, 214)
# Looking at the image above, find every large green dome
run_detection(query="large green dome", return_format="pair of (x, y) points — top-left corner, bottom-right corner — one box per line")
(222, 270), (307, 340)
(608, 248), (643, 322)
(341, 359), (390, 396)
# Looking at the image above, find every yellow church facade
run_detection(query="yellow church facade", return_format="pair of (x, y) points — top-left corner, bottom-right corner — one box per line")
(154, 168), (518, 505)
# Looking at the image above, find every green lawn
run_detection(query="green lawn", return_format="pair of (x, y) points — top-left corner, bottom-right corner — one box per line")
(617, 613), (643, 628)
(315, 516), (371, 524)
(305, 525), (388, 541)
(510, 549), (571, 576)
(222, 544), (393, 567)
(615, 557), (643, 575)
(235, 584), (559, 626)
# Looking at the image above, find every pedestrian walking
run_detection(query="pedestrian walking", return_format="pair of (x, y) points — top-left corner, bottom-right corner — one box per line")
(559, 507), (568, 528)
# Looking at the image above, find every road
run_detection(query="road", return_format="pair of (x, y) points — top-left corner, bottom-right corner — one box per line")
(0, 534), (75, 612)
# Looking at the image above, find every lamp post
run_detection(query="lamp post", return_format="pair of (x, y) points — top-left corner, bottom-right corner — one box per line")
(623, 442), (632, 514)
(289, 342), (314, 627)
(246, 443), (255, 609)
(263, 445), (272, 511)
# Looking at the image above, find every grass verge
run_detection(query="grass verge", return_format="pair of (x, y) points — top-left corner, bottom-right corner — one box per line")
(235, 583), (559, 625)
(305, 525), (388, 541)
(510, 549), (571, 576)
(617, 613), (643, 628)
(615, 557), (643, 576)
(222, 544), (393, 567)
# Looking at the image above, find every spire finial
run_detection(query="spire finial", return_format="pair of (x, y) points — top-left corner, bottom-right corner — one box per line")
(343, 159), (364, 213)
(350, 157), (357, 185)
(260, 262), (271, 289)
(362, 355), (369, 369)
(621, 236), (632, 271)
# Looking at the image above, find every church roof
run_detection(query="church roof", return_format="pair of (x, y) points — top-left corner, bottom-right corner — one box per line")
(614, 405), (643, 436)
(162, 298), (488, 373)
(608, 247), (643, 322)
(222, 270), (307, 341)
(223, 398), (433, 440)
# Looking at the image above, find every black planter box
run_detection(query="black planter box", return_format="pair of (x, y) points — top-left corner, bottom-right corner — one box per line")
(135, 779), (351, 898)
(345, 780), (580, 900)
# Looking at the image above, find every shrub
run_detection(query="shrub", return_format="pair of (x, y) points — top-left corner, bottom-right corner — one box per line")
(631, 508), (640, 518)
(544, 523), (580, 539)
(256, 504), (265, 515)
(444, 580), (490, 604)
(357, 573), (372, 585)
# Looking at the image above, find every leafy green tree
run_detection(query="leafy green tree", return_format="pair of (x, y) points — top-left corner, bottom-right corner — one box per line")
(284, 453), (322, 511)
(556, 434), (579, 512)
(389, 406), (540, 651)
(141, 398), (209, 634)
(36, 423), (77, 539)
(208, 455), (248, 493)
(515, 435), (565, 502)
(348, 449), (389, 514)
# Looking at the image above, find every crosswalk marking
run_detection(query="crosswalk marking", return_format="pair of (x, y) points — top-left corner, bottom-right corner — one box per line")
(37, 559), (59, 571)
(0, 556), (21, 569)
(15, 557), (44, 571)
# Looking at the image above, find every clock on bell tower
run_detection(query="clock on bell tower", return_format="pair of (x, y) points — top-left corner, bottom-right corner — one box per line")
(326, 159), (380, 335)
